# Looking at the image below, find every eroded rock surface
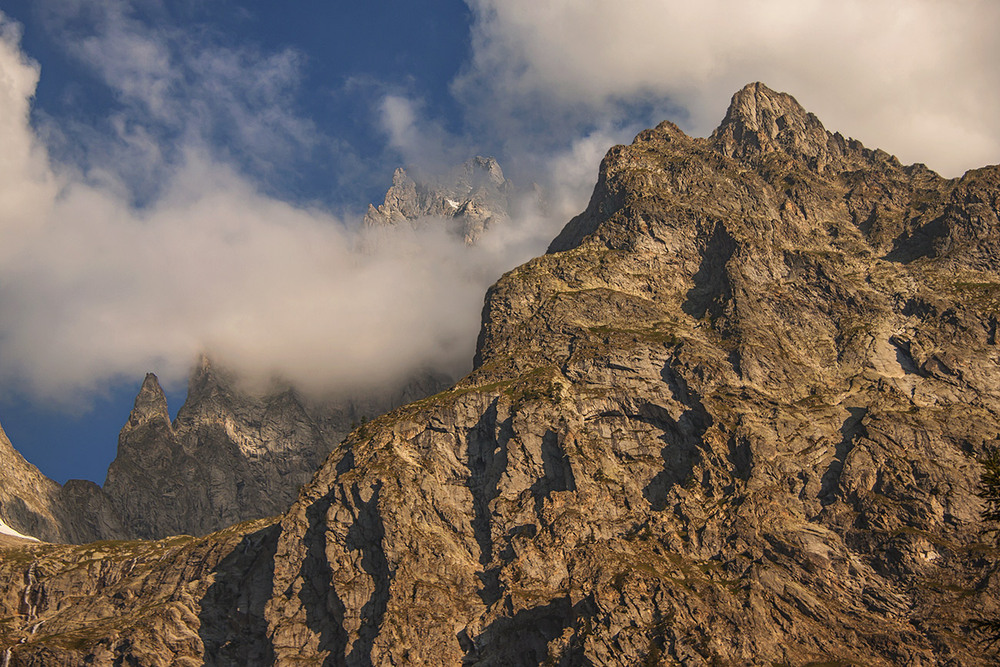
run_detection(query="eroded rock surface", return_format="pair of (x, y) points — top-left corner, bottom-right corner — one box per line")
(269, 82), (1000, 665)
(4, 83), (1000, 665)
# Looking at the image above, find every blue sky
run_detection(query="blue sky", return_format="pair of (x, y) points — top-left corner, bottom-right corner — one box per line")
(0, 0), (997, 485)
(2, 0), (476, 209)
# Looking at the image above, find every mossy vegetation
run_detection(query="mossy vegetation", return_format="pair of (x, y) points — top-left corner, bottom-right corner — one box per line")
(588, 322), (682, 348)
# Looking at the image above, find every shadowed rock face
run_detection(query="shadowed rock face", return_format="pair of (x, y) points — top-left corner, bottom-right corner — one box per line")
(4, 82), (1000, 665)
(103, 359), (451, 540)
(0, 424), (125, 545)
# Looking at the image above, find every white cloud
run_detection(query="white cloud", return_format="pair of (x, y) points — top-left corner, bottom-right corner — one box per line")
(458, 0), (1000, 176)
(380, 94), (461, 171)
(9, 0), (995, 413)
(0, 21), (58, 264)
(0, 18), (542, 406)
(35, 0), (320, 202)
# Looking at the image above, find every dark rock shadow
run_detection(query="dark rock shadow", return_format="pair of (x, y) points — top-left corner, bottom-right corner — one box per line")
(345, 482), (390, 667)
(336, 449), (356, 475)
(884, 214), (948, 263)
(643, 367), (712, 510)
(278, 481), (390, 667)
(198, 523), (280, 666)
(682, 222), (736, 320)
(889, 336), (923, 376)
(461, 596), (575, 665)
(466, 400), (512, 606)
(530, 429), (576, 514)
(297, 487), (350, 666)
(819, 407), (868, 504)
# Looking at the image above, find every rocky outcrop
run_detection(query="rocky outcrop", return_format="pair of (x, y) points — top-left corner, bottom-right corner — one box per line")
(262, 83), (1000, 664)
(103, 358), (451, 540)
(364, 156), (511, 243)
(4, 82), (1000, 664)
(0, 518), (278, 665)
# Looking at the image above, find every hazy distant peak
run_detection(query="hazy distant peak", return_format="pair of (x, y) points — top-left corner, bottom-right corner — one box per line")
(459, 155), (506, 189)
(364, 155), (512, 244)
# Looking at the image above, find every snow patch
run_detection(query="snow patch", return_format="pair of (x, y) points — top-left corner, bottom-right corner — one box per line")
(0, 517), (39, 542)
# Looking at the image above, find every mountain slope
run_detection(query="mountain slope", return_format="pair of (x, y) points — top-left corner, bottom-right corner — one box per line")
(3, 82), (1000, 665)
(0, 421), (124, 545)
(269, 82), (1000, 665)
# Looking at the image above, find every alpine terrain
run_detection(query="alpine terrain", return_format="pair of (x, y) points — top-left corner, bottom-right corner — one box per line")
(364, 156), (512, 244)
(1, 82), (1000, 665)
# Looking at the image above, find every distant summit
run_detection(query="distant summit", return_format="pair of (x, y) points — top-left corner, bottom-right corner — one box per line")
(364, 156), (511, 244)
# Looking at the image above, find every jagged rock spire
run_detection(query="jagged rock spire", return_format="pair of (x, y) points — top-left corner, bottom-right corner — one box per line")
(123, 372), (171, 432)
(364, 156), (511, 244)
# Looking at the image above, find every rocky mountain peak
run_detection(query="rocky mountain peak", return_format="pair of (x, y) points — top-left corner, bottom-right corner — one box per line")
(719, 81), (814, 132)
(390, 166), (410, 185)
(461, 155), (506, 189)
(184, 353), (232, 405)
(711, 81), (835, 164)
(5, 82), (1000, 664)
(364, 155), (511, 243)
(123, 373), (171, 432)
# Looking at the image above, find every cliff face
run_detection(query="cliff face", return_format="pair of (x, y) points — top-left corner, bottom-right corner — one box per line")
(0, 422), (124, 545)
(3, 82), (1000, 665)
(104, 360), (450, 540)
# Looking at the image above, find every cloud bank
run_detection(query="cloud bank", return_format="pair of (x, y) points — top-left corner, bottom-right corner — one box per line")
(0, 18), (565, 406)
(458, 0), (1000, 177)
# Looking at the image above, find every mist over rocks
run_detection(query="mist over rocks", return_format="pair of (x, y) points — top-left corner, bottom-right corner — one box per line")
(364, 156), (513, 244)
(2, 82), (1000, 664)
(0, 149), (526, 544)
(95, 155), (524, 541)
(0, 24), (571, 413)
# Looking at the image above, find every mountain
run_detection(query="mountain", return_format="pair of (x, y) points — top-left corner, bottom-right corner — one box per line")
(364, 156), (511, 243)
(2, 82), (1000, 664)
(93, 156), (511, 540)
(0, 421), (125, 545)
(103, 357), (450, 539)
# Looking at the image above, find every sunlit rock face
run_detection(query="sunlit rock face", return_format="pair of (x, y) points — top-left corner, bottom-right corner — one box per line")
(4, 83), (1000, 665)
